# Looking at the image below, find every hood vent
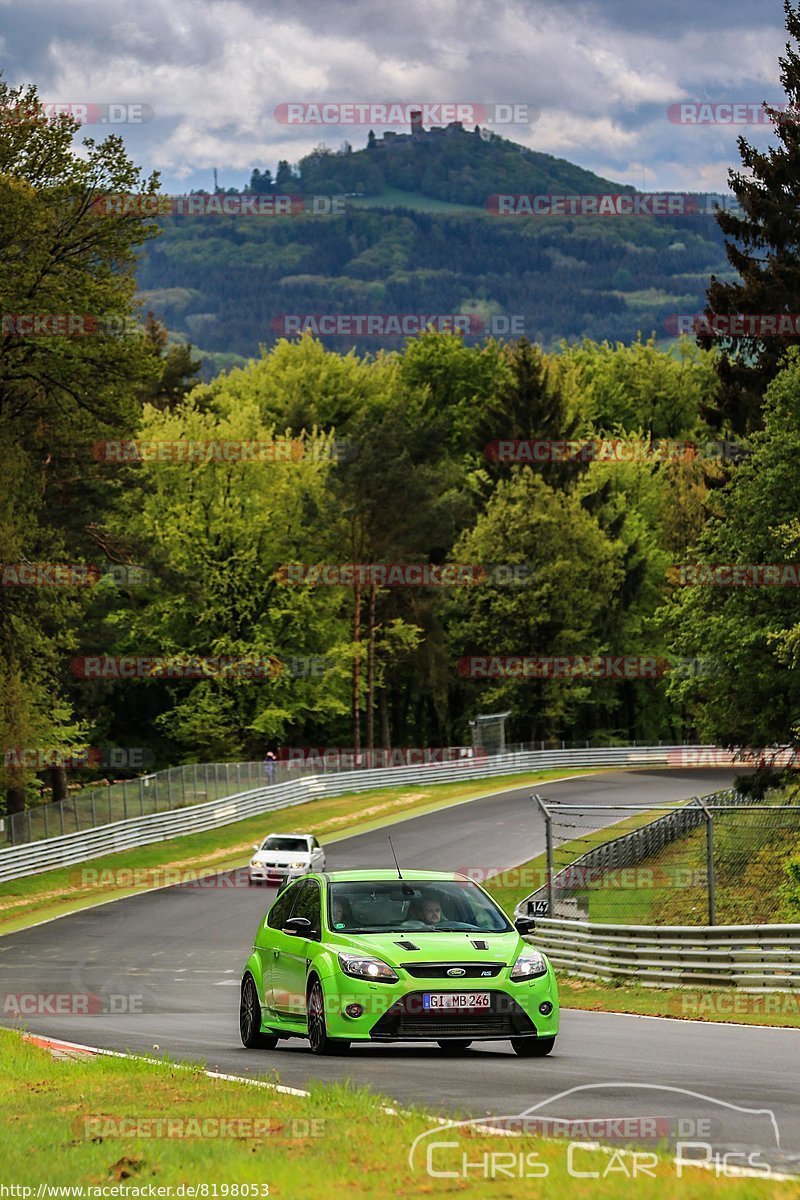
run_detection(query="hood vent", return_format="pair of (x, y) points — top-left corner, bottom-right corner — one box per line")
(394, 939), (419, 951)
(471, 939), (488, 950)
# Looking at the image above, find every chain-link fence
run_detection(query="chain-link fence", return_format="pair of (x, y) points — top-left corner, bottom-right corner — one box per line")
(530, 791), (800, 926)
(2, 737), (706, 849)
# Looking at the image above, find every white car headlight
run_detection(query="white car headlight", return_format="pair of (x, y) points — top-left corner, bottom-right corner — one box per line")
(250, 859), (260, 868)
(510, 950), (548, 980)
(290, 860), (308, 869)
(338, 953), (398, 983)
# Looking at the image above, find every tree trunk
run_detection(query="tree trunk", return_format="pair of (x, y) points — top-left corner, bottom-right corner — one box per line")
(352, 574), (362, 755)
(379, 687), (391, 751)
(365, 582), (377, 751)
(48, 764), (68, 803)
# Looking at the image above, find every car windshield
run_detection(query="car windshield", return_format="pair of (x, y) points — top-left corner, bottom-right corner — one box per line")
(328, 879), (512, 933)
(260, 836), (309, 852)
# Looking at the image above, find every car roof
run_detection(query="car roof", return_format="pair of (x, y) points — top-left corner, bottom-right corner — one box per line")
(263, 832), (313, 839)
(323, 869), (468, 883)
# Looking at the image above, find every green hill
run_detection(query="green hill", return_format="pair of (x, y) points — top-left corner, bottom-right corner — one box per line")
(137, 127), (733, 369)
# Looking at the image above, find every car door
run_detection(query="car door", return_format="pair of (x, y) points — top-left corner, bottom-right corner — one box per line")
(274, 879), (322, 1018)
(258, 884), (300, 1012)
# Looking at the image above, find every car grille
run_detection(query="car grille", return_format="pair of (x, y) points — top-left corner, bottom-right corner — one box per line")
(401, 962), (505, 979)
(370, 991), (537, 1041)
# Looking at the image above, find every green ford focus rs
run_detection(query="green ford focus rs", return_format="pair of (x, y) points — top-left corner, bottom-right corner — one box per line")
(239, 869), (559, 1056)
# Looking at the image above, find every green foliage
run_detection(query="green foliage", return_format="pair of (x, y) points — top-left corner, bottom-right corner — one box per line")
(666, 351), (800, 744)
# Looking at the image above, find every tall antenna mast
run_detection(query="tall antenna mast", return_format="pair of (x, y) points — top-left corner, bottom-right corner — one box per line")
(387, 834), (403, 879)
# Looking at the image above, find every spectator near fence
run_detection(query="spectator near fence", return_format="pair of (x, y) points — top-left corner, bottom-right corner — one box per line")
(263, 751), (276, 784)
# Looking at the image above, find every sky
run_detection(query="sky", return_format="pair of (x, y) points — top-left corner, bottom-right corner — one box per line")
(0, 0), (793, 194)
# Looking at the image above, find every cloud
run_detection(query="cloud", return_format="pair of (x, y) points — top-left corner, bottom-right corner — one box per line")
(0, 0), (792, 192)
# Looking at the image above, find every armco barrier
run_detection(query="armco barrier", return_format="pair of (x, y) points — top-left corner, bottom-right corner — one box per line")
(525, 918), (800, 989)
(0, 744), (721, 883)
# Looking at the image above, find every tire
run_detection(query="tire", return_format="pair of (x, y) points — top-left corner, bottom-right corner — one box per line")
(307, 979), (351, 1056)
(239, 975), (278, 1049)
(437, 1040), (472, 1054)
(511, 1035), (556, 1057)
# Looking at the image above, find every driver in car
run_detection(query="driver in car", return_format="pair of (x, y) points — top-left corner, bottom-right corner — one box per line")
(419, 894), (444, 926)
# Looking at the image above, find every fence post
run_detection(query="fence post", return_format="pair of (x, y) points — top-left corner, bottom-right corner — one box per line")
(167, 769), (173, 810)
(534, 794), (554, 916)
(696, 797), (716, 924)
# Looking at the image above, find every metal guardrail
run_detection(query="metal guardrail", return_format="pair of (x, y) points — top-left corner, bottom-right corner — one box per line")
(526, 918), (800, 989)
(0, 743), (713, 883)
(5, 739), (719, 849)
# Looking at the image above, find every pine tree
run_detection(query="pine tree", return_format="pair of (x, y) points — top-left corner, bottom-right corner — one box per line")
(701, 1), (800, 433)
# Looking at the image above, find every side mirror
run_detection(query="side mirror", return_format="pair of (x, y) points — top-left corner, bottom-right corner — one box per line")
(283, 916), (314, 937)
(252, 844), (260, 851)
(514, 916), (535, 935)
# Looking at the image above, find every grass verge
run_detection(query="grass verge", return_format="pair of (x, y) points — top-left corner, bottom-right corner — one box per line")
(0, 1028), (792, 1196)
(557, 977), (800, 1028)
(0, 768), (600, 937)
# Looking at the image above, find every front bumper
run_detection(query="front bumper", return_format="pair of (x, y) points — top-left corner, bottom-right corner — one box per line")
(319, 968), (559, 1043)
(249, 865), (309, 885)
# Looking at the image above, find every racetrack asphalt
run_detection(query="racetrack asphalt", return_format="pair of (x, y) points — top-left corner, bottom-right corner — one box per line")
(1, 766), (798, 1176)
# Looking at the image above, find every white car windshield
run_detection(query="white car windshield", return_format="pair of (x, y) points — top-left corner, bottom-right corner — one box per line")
(261, 836), (309, 852)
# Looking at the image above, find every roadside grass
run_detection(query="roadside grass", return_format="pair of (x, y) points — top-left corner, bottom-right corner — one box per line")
(0, 768), (600, 936)
(483, 808), (665, 916)
(557, 977), (800, 1029)
(0, 1028), (792, 1197)
(582, 800), (800, 927)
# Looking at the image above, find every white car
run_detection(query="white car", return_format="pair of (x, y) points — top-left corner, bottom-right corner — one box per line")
(248, 832), (326, 886)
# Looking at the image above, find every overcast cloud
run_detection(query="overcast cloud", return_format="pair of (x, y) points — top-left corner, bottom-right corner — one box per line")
(0, 0), (792, 192)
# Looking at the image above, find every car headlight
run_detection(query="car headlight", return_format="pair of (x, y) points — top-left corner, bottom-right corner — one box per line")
(289, 861), (308, 869)
(510, 950), (548, 980)
(250, 859), (260, 868)
(338, 952), (399, 983)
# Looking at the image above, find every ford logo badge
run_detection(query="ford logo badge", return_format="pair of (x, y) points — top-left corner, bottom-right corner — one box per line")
(447, 967), (466, 977)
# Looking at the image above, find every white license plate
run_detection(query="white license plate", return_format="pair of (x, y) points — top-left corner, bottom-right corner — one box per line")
(423, 992), (491, 1010)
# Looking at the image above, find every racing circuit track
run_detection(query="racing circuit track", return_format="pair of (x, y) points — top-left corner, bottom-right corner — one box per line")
(1, 767), (799, 1175)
